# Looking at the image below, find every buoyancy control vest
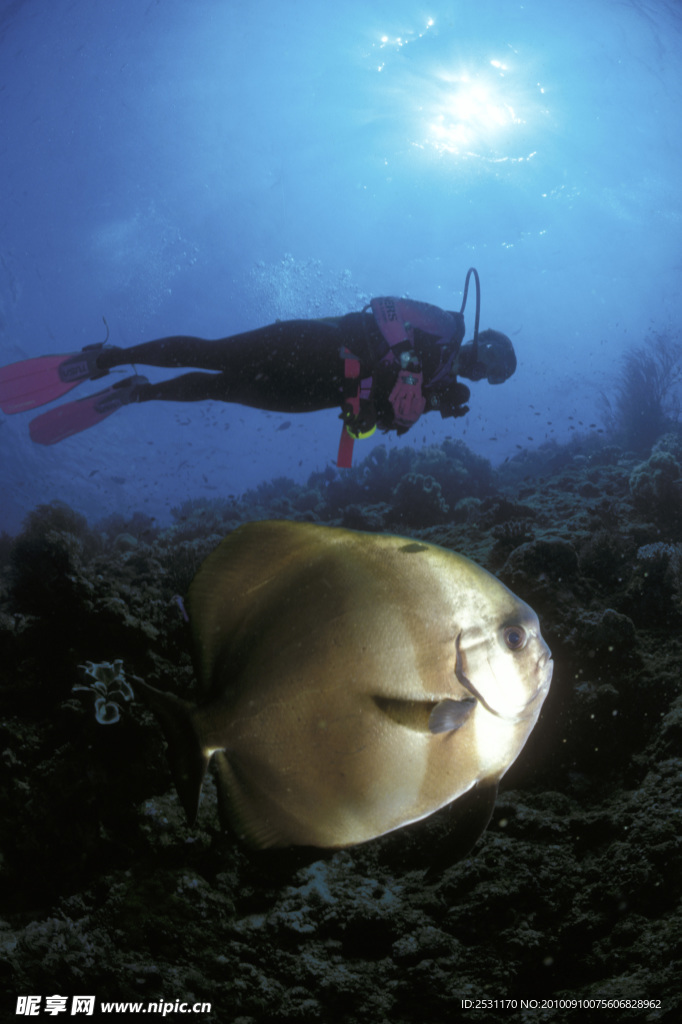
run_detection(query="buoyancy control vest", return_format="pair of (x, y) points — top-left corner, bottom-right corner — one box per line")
(337, 297), (465, 467)
(337, 269), (481, 467)
(370, 297), (466, 427)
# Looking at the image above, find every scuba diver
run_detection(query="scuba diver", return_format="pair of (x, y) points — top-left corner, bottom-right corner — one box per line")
(0, 268), (516, 467)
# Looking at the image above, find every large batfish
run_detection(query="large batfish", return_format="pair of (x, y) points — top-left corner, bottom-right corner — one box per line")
(139, 520), (553, 850)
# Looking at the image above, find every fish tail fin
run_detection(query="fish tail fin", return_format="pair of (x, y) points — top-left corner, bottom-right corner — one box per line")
(135, 678), (209, 825)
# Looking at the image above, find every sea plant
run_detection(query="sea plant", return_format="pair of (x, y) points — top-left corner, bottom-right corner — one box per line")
(73, 659), (138, 725)
(601, 330), (682, 451)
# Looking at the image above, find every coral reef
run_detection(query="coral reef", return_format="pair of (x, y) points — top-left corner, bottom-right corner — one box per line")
(628, 447), (682, 535)
(323, 440), (495, 518)
(577, 530), (636, 591)
(1, 430), (681, 1022)
(564, 607), (638, 666)
(8, 500), (100, 617)
(620, 542), (682, 626)
(390, 472), (448, 526)
(489, 519), (536, 568)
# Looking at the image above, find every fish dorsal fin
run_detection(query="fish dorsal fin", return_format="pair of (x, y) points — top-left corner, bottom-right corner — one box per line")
(187, 520), (336, 694)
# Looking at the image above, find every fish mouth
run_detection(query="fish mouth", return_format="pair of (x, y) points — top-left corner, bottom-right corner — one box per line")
(455, 632), (552, 722)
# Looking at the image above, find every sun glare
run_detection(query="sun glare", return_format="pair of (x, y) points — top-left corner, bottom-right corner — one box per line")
(425, 67), (524, 155)
(369, 18), (546, 163)
(415, 54), (548, 163)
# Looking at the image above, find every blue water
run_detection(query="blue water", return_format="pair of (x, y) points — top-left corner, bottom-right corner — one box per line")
(1, 0), (680, 533)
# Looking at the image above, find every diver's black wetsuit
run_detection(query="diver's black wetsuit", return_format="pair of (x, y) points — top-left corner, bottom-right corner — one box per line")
(95, 310), (472, 435)
(97, 314), (378, 413)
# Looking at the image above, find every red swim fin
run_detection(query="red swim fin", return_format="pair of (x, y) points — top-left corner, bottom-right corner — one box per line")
(28, 375), (148, 445)
(0, 343), (106, 415)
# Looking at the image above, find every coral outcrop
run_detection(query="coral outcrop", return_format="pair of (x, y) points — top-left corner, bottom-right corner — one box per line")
(1, 432), (681, 1021)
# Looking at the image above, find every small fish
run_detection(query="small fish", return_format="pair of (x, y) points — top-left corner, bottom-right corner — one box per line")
(277, 421), (292, 431)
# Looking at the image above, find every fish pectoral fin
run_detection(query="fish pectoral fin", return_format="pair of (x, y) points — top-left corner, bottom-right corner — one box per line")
(373, 696), (474, 733)
(372, 696), (435, 732)
(428, 697), (477, 735)
(135, 678), (210, 826)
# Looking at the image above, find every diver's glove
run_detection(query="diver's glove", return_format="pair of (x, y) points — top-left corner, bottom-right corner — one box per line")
(432, 380), (471, 420)
(389, 368), (426, 429)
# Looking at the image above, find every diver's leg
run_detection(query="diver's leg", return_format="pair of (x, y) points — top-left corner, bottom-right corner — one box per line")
(135, 372), (235, 404)
(100, 321), (349, 412)
(97, 336), (237, 373)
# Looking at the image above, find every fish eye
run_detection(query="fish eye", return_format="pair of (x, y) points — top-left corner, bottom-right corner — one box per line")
(504, 625), (527, 651)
